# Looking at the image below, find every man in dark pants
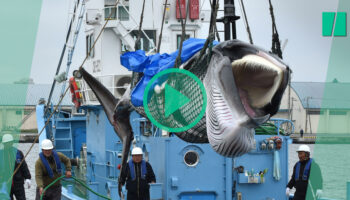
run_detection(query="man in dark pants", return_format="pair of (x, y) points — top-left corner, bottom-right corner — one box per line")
(35, 139), (72, 200)
(120, 147), (156, 200)
(286, 145), (323, 200)
(1, 134), (31, 200)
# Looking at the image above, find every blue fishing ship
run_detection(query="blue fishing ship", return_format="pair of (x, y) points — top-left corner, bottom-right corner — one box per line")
(35, 0), (332, 199)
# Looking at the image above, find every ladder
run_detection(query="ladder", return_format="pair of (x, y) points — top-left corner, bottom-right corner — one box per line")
(53, 118), (74, 158)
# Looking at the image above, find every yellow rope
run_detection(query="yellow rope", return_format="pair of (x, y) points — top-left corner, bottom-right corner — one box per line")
(9, 0), (122, 183)
(9, 87), (69, 183)
(79, 0), (121, 70)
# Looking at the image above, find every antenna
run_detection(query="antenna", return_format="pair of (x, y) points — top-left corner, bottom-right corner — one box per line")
(216, 0), (240, 41)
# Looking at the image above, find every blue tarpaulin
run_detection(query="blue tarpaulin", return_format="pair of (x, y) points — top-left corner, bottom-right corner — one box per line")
(120, 38), (218, 106)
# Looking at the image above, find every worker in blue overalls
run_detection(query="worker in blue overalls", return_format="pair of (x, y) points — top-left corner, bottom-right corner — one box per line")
(0, 134), (31, 200)
(35, 139), (71, 200)
(286, 144), (323, 200)
(120, 147), (156, 200)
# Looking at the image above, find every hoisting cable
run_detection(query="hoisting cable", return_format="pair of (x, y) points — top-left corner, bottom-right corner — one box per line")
(58, 0), (86, 114)
(45, 0), (80, 113)
(174, 0), (189, 68)
(130, 0), (147, 90)
(206, 0), (218, 64)
(134, 0), (146, 50)
(157, 0), (168, 53)
(79, 0), (121, 69)
(191, 0), (218, 68)
(214, 23), (221, 42)
(208, 0), (217, 35)
(40, 175), (111, 200)
(268, 0), (282, 59)
(10, 0), (122, 183)
(208, 0), (220, 42)
(238, 0), (253, 44)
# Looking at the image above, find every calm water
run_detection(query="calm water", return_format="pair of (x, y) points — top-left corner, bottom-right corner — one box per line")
(289, 144), (350, 200)
(16, 143), (349, 200)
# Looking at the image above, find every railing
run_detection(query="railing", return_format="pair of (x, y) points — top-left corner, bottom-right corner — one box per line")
(268, 118), (295, 136)
(76, 74), (130, 105)
(104, 2), (156, 53)
(104, 5), (129, 21)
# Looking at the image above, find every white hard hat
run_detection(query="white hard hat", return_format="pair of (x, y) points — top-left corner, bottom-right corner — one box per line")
(2, 134), (13, 143)
(131, 147), (143, 155)
(41, 139), (54, 150)
(297, 144), (310, 153)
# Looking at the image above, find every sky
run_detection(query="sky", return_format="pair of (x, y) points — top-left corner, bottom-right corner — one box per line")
(30, 0), (339, 84)
(30, 0), (85, 84)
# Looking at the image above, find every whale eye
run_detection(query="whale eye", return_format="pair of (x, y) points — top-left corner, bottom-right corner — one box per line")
(184, 150), (199, 167)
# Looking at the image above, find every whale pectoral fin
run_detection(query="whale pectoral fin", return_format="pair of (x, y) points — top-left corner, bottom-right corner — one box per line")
(117, 125), (132, 199)
(112, 91), (134, 199)
(80, 67), (118, 124)
(80, 68), (134, 199)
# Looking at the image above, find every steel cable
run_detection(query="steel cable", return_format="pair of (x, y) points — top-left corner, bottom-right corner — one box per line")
(9, 0), (122, 183)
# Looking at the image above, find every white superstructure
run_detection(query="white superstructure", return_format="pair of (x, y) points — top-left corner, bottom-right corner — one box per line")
(80, 0), (207, 104)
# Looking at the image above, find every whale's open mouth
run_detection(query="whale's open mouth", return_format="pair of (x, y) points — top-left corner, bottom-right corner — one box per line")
(232, 53), (284, 118)
(204, 41), (290, 157)
(81, 39), (290, 159)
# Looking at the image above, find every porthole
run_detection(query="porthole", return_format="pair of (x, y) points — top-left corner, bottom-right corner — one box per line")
(183, 150), (199, 167)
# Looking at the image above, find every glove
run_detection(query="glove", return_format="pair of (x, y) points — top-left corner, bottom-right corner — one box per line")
(25, 179), (31, 189)
(316, 189), (323, 199)
(286, 187), (290, 196)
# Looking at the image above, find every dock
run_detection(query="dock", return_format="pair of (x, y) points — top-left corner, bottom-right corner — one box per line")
(290, 133), (350, 144)
(19, 133), (38, 143)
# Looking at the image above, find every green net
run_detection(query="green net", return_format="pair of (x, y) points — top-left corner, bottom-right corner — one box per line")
(132, 36), (214, 141)
(255, 123), (285, 135)
(145, 71), (205, 132)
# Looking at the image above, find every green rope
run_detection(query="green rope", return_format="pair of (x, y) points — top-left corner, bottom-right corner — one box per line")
(40, 175), (111, 200)
(255, 123), (286, 135)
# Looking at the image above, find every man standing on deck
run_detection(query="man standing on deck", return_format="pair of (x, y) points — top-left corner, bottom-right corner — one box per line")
(120, 147), (156, 200)
(0, 134), (31, 200)
(286, 144), (323, 200)
(35, 139), (72, 200)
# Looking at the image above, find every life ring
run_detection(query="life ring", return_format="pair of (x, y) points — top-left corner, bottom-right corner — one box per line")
(69, 77), (82, 108)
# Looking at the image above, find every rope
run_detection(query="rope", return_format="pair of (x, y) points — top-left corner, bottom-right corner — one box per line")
(9, 87), (70, 182)
(214, 23), (221, 42)
(255, 123), (286, 135)
(208, 0), (220, 42)
(191, 1), (218, 68)
(130, 0), (147, 93)
(134, 0), (146, 50)
(238, 0), (253, 44)
(268, 0), (282, 59)
(79, 0), (121, 70)
(157, 0), (168, 53)
(174, 0), (189, 68)
(208, 0), (217, 35)
(40, 175), (111, 200)
(58, 0), (86, 114)
(46, 0), (81, 112)
(10, 0), (122, 183)
(151, 0), (155, 29)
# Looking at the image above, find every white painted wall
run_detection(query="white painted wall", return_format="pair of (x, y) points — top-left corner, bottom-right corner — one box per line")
(277, 85), (350, 134)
